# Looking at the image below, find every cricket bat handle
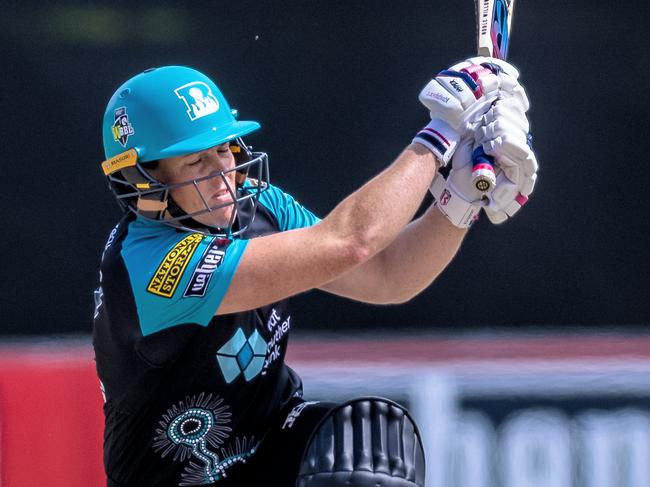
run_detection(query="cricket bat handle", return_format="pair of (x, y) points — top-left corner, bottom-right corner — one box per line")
(470, 58), (500, 195)
(471, 0), (514, 195)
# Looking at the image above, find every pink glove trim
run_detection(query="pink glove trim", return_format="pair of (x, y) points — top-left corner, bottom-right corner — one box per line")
(515, 193), (529, 206)
(473, 163), (496, 173)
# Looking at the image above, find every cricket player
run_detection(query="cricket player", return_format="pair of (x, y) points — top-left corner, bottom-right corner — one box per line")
(93, 60), (536, 486)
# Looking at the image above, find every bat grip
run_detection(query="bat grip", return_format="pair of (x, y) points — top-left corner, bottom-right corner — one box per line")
(471, 146), (496, 193)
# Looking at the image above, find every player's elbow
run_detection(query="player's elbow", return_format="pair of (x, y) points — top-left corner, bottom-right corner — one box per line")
(341, 238), (372, 268)
(329, 228), (375, 269)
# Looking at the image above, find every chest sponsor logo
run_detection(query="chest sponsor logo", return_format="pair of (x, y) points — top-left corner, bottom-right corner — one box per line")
(183, 238), (227, 298)
(261, 308), (291, 375)
(147, 233), (203, 298)
(216, 328), (267, 383)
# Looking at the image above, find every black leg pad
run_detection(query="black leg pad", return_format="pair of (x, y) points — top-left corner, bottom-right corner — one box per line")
(296, 397), (425, 487)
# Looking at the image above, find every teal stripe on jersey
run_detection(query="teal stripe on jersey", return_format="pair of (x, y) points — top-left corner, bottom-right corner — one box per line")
(257, 183), (320, 231)
(122, 217), (249, 336)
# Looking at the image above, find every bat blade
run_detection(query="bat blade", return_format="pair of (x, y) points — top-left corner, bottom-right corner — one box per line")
(476, 0), (514, 60)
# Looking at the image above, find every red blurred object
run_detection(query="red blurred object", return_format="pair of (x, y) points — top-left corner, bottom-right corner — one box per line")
(1, 335), (650, 486)
(0, 344), (104, 487)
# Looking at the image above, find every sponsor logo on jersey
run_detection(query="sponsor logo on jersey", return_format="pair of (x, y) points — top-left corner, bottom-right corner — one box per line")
(183, 238), (228, 298)
(216, 328), (267, 383)
(282, 401), (319, 429)
(174, 81), (220, 121)
(261, 308), (291, 375)
(111, 107), (135, 147)
(147, 233), (203, 298)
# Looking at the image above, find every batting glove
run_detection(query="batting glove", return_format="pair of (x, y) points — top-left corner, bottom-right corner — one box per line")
(429, 137), (483, 228)
(430, 99), (538, 228)
(474, 101), (538, 223)
(413, 57), (527, 165)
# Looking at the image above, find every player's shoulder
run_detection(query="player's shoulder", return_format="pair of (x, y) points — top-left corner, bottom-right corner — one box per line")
(121, 218), (211, 295)
(248, 180), (320, 231)
(246, 180), (294, 207)
(121, 218), (249, 334)
(123, 216), (200, 257)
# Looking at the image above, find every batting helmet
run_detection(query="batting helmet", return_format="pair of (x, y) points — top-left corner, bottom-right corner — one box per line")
(100, 65), (269, 236)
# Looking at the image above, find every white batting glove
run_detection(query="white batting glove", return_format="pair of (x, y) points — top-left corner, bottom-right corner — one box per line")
(429, 137), (484, 228)
(413, 57), (526, 165)
(430, 97), (538, 227)
(475, 102), (538, 223)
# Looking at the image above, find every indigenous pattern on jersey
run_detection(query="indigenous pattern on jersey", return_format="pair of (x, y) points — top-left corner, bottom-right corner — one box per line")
(93, 183), (320, 487)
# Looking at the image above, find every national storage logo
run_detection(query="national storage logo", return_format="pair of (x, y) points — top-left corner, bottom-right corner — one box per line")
(147, 233), (203, 298)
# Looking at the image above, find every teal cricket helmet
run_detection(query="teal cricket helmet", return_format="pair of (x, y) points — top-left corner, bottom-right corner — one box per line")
(102, 65), (260, 161)
(100, 66), (269, 237)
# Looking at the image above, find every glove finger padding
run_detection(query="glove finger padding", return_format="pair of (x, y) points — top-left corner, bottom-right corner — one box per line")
(484, 208), (509, 224)
(476, 119), (529, 161)
(477, 99), (530, 134)
(486, 170), (521, 213)
(479, 139), (537, 224)
(482, 133), (538, 176)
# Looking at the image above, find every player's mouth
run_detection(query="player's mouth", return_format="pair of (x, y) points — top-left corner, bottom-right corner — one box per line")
(211, 189), (233, 205)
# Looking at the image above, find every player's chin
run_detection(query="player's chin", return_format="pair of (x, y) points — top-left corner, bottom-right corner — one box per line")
(199, 206), (234, 230)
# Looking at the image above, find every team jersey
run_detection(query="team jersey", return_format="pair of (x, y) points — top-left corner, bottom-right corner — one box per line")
(92, 183), (320, 487)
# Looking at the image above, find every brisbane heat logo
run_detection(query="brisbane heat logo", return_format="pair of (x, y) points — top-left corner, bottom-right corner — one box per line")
(112, 107), (135, 147)
(174, 81), (220, 121)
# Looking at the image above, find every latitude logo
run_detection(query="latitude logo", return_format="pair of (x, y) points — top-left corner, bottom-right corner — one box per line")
(216, 328), (267, 383)
(174, 81), (220, 121)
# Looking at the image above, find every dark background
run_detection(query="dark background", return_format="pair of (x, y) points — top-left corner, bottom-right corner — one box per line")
(1, 0), (647, 335)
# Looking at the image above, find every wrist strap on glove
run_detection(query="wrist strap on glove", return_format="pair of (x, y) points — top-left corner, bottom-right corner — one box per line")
(430, 173), (481, 228)
(412, 119), (459, 165)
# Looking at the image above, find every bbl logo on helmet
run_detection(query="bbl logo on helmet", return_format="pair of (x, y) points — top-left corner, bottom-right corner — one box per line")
(112, 107), (135, 147)
(174, 81), (220, 121)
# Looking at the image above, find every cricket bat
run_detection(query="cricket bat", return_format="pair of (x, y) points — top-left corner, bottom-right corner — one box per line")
(472, 0), (515, 193)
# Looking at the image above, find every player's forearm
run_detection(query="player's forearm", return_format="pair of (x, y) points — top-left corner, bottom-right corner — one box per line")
(319, 144), (438, 261)
(319, 202), (467, 304)
(375, 204), (467, 303)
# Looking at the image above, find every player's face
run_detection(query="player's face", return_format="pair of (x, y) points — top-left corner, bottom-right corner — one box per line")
(151, 143), (237, 228)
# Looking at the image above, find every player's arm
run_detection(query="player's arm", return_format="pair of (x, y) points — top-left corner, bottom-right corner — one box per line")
(318, 201), (466, 304)
(216, 143), (438, 314)
(217, 58), (518, 315)
(319, 61), (537, 304)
